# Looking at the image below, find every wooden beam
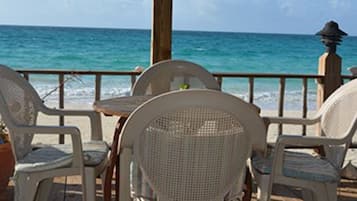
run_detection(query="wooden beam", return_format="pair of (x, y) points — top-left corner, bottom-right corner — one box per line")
(150, 0), (172, 65)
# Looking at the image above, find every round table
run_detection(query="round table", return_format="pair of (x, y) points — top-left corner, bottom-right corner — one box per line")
(93, 95), (153, 117)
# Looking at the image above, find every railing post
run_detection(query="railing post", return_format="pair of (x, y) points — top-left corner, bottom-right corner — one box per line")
(59, 74), (65, 144)
(278, 77), (286, 135)
(23, 72), (29, 81)
(301, 78), (308, 135)
(248, 77), (254, 104)
(316, 21), (347, 109)
(216, 76), (223, 90)
(95, 74), (101, 101)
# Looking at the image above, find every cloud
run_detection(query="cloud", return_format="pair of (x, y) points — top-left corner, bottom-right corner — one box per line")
(174, 0), (218, 17)
(276, 0), (321, 17)
(277, 0), (296, 16)
(276, 0), (354, 17)
(328, 0), (351, 9)
(193, 0), (218, 16)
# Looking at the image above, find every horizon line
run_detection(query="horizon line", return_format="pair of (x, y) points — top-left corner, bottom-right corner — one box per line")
(0, 23), (322, 37)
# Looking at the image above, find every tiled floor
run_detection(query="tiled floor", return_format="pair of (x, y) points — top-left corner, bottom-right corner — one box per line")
(1, 177), (357, 201)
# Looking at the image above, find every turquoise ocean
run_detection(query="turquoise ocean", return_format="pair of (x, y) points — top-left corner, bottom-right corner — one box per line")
(1, 25), (357, 110)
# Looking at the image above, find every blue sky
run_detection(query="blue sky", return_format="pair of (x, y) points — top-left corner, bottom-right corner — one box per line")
(0, 0), (356, 35)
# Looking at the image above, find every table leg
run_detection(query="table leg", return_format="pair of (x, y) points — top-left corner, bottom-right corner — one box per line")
(115, 156), (120, 201)
(243, 167), (253, 201)
(103, 117), (127, 201)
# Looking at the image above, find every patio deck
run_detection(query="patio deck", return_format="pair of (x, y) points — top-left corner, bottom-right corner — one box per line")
(1, 176), (357, 201)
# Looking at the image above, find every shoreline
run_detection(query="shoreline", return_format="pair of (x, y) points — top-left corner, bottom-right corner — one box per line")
(40, 87), (319, 111)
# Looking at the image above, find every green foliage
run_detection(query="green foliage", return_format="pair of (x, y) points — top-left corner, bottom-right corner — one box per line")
(179, 83), (190, 90)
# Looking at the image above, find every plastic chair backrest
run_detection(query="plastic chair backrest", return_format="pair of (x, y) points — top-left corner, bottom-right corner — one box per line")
(120, 89), (265, 201)
(132, 60), (220, 96)
(320, 79), (357, 167)
(0, 65), (43, 160)
(132, 59), (266, 154)
(317, 79), (357, 117)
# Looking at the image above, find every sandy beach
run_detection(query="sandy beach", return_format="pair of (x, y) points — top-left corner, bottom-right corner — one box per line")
(32, 102), (318, 145)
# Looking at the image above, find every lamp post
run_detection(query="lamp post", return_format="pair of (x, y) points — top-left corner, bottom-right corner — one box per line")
(316, 21), (347, 109)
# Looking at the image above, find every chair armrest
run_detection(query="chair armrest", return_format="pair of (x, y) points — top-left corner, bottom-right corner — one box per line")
(15, 125), (84, 168)
(276, 135), (346, 147)
(262, 116), (322, 138)
(263, 116), (321, 126)
(271, 114), (357, 179)
(276, 114), (357, 148)
(40, 106), (103, 141)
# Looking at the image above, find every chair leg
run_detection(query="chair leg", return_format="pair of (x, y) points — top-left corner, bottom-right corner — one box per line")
(142, 176), (154, 199)
(325, 183), (338, 201)
(119, 149), (132, 201)
(85, 167), (97, 201)
(35, 178), (53, 201)
(256, 175), (270, 201)
(100, 168), (107, 192)
(310, 183), (329, 201)
(302, 189), (314, 201)
(14, 173), (39, 201)
(131, 161), (142, 197)
(308, 182), (338, 201)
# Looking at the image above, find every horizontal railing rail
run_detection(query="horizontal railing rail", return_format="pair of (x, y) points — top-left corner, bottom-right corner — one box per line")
(16, 69), (356, 145)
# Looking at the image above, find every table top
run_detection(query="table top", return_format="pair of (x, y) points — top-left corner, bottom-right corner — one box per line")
(93, 95), (154, 117)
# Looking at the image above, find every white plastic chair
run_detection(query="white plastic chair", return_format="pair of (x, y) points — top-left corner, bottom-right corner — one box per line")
(118, 89), (263, 201)
(130, 59), (222, 199)
(132, 59), (220, 96)
(250, 79), (357, 201)
(0, 65), (108, 201)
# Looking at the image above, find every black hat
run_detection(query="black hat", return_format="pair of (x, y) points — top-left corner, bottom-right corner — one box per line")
(316, 21), (347, 36)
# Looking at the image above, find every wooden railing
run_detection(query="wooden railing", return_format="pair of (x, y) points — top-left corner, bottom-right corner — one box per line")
(18, 70), (139, 144)
(214, 73), (322, 136)
(17, 69), (355, 143)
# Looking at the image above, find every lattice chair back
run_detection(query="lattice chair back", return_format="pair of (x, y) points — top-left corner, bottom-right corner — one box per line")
(120, 90), (265, 201)
(320, 79), (357, 168)
(132, 60), (220, 96)
(0, 65), (43, 160)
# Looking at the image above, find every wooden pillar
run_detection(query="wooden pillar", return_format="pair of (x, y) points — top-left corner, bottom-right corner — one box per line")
(316, 52), (342, 108)
(150, 0), (172, 65)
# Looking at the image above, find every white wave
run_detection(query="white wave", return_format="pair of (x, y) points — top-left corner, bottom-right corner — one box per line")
(31, 80), (318, 110)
